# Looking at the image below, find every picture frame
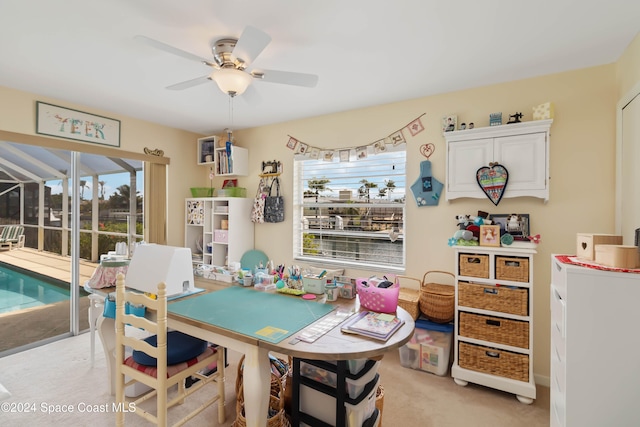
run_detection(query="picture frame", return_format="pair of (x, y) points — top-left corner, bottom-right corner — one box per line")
(36, 101), (120, 147)
(479, 225), (501, 247)
(489, 213), (530, 241)
(442, 115), (457, 133)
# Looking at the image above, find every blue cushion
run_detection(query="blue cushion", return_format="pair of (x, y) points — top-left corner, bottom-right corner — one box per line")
(132, 331), (207, 366)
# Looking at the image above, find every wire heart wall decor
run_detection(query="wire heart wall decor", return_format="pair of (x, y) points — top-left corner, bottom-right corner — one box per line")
(420, 143), (435, 159)
(476, 163), (509, 206)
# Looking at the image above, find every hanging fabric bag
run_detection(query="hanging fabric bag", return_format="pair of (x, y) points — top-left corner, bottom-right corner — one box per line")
(251, 178), (266, 223)
(264, 177), (285, 223)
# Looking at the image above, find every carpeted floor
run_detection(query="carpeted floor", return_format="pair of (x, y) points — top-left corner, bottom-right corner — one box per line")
(0, 331), (550, 426)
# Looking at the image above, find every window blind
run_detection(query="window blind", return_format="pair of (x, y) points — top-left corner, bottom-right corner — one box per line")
(293, 147), (406, 271)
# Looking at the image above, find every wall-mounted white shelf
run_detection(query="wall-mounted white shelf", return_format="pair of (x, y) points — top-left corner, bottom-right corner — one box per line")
(197, 135), (219, 165)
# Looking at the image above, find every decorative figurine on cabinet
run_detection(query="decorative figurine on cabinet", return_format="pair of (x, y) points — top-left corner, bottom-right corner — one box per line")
(489, 113), (502, 126)
(442, 115), (457, 132)
(507, 112), (523, 124)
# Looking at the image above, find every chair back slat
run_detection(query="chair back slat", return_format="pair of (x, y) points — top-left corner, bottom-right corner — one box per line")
(127, 292), (160, 311)
(123, 314), (158, 335)
(122, 335), (160, 358)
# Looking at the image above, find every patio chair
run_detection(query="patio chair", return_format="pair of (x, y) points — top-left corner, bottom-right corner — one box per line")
(114, 273), (226, 427)
(0, 225), (24, 250)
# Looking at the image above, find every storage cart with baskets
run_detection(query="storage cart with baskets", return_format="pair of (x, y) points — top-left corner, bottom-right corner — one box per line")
(451, 245), (537, 404)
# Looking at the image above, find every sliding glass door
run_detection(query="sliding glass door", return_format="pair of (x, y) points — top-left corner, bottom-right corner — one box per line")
(0, 142), (144, 355)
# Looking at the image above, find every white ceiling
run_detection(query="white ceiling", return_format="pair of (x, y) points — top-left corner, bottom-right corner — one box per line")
(0, 1), (638, 136)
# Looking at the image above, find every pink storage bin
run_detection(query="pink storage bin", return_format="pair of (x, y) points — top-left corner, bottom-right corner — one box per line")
(214, 230), (228, 243)
(356, 277), (400, 313)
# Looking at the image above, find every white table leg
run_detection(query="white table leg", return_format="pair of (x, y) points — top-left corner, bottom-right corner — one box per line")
(88, 294), (104, 367)
(97, 315), (116, 395)
(242, 346), (271, 427)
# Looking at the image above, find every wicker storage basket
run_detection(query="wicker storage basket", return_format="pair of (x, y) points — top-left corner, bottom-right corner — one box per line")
(375, 384), (384, 427)
(235, 354), (290, 400)
(420, 271), (455, 323)
(459, 312), (529, 349)
(233, 381), (290, 427)
(458, 342), (529, 382)
(458, 253), (489, 278)
(396, 276), (421, 320)
(495, 256), (529, 282)
(458, 281), (528, 316)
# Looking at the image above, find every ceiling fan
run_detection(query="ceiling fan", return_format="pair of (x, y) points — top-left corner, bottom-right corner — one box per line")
(135, 26), (319, 97)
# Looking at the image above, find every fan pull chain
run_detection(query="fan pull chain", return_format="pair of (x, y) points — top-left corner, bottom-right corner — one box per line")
(227, 94), (235, 132)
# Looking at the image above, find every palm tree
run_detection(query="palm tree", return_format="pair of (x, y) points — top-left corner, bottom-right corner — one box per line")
(384, 179), (396, 200)
(307, 178), (331, 203)
(306, 178), (331, 220)
(99, 180), (106, 200)
(79, 180), (87, 200)
(358, 179), (378, 202)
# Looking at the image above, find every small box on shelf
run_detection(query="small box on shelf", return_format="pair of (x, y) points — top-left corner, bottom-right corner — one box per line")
(576, 233), (622, 260)
(214, 230), (228, 243)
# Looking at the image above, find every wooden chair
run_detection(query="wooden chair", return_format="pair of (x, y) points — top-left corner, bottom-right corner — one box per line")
(114, 273), (226, 426)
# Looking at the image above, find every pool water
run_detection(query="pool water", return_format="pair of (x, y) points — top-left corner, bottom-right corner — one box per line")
(0, 264), (70, 314)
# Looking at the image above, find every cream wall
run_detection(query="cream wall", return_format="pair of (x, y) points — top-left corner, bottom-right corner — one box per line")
(0, 85), (205, 246)
(616, 32), (640, 98)
(231, 64), (619, 384)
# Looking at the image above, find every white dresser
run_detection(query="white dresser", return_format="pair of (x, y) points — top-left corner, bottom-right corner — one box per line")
(550, 255), (640, 427)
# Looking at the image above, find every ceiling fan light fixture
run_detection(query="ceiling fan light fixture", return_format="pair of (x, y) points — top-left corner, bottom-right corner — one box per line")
(211, 68), (252, 96)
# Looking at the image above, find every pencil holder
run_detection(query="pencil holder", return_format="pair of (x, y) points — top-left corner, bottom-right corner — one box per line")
(356, 277), (400, 314)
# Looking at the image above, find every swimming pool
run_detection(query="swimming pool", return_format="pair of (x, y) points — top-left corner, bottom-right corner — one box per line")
(0, 263), (71, 314)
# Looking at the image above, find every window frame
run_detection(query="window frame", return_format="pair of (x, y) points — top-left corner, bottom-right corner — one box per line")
(293, 147), (406, 273)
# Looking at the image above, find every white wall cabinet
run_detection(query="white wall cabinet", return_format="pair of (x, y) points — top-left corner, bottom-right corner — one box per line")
(185, 197), (254, 267)
(550, 255), (640, 427)
(197, 135), (248, 176)
(451, 245), (536, 404)
(445, 119), (552, 202)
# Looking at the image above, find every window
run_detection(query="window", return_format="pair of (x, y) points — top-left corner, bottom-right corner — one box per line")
(293, 147), (406, 272)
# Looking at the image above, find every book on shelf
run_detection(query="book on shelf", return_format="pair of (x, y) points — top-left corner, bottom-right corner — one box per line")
(340, 310), (405, 341)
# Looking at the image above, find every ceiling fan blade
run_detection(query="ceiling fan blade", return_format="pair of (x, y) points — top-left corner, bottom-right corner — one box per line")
(256, 70), (319, 88)
(166, 75), (211, 91)
(232, 26), (272, 66)
(135, 35), (215, 66)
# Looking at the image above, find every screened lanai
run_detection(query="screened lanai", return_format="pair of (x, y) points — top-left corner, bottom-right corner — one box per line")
(0, 140), (144, 262)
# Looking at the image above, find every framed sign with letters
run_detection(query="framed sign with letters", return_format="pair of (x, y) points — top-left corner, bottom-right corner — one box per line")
(36, 101), (121, 147)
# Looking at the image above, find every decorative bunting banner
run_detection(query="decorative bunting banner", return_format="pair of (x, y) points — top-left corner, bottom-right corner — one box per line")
(286, 113), (426, 161)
